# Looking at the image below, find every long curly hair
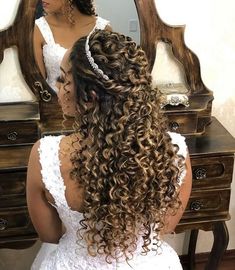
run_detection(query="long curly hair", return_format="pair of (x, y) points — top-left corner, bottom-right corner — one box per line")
(65, 0), (96, 24)
(69, 30), (184, 262)
(71, 0), (96, 15)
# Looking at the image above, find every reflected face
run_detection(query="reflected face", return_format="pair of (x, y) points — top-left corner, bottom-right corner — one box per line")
(41, 0), (66, 14)
(56, 49), (77, 117)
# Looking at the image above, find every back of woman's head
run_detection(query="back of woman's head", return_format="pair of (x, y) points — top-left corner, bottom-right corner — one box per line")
(69, 30), (183, 262)
(72, 0), (96, 15)
(70, 30), (152, 113)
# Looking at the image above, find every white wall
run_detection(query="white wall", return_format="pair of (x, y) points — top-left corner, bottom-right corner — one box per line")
(0, 0), (20, 31)
(0, 0), (35, 102)
(0, 48), (36, 102)
(154, 0), (235, 254)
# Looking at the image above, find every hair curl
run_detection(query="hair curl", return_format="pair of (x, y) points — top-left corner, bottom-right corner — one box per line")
(65, 0), (96, 25)
(69, 30), (184, 262)
(72, 0), (96, 15)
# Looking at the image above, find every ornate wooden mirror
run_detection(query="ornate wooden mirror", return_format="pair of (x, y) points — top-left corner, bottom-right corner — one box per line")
(136, 1), (213, 135)
(0, 0), (213, 136)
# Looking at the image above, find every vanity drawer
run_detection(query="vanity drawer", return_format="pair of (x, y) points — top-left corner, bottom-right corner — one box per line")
(0, 145), (32, 170)
(182, 188), (230, 220)
(191, 155), (234, 189)
(0, 207), (35, 237)
(0, 171), (26, 208)
(165, 112), (197, 135)
(0, 121), (39, 146)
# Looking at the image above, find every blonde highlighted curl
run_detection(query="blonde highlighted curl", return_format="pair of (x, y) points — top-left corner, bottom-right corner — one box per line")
(66, 0), (75, 25)
(69, 30), (185, 262)
(65, 0), (96, 24)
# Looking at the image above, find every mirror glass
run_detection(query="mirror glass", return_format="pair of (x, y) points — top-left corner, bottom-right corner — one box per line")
(95, 0), (140, 43)
(152, 41), (188, 91)
(35, 1), (140, 43)
(33, 0), (140, 96)
(151, 42), (190, 107)
(0, 0), (21, 31)
(0, 48), (36, 102)
(0, 0), (140, 103)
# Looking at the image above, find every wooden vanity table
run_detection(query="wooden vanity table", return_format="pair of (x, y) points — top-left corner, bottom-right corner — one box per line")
(0, 115), (234, 270)
(0, 103), (39, 249)
(177, 117), (235, 269)
(0, 1), (234, 270)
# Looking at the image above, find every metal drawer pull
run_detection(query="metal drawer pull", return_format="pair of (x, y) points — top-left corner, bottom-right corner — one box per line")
(0, 218), (8, 231)
(190, 201), (202, 211)
(194, 168), (207, 180)
(169, 121), (180, 131)
(7, 131), (18, 141)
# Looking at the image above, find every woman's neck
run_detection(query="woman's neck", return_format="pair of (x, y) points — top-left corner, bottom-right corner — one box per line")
(49, 8), (94, 27)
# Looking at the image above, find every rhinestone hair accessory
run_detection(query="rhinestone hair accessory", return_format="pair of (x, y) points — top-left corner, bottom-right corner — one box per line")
(85, 27), (109, 81)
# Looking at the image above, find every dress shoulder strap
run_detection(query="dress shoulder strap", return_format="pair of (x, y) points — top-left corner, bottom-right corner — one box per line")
(168, 132), (187, 158)
(168, 132), (188, 185)
(95, 16), (110, 30)
(38, 135), (68, 208)
(35, 16), (55, 44)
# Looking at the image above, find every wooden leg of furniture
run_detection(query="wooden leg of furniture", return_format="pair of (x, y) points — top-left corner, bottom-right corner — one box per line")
(205, 221), (229, 270)
(188, 229), (199, 270)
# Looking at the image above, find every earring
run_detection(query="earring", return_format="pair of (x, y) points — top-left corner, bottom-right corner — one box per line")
(65, 0), (75, 25)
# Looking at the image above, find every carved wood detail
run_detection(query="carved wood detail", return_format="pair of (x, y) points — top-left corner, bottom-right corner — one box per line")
(135, 0), (211, 94)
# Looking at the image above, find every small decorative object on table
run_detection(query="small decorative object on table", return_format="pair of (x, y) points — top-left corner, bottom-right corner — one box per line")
(157, 83), (190, 108)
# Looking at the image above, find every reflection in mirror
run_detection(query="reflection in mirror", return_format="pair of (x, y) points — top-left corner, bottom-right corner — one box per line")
(152, 42), (189, 108)
(0, 0), (21, 31)
(33, 0), (113, 94)
(33, 0), (140, 94)
(96, 0), (140, 43)
(34, 0), (141, 43)
(152, 41), (188, 87)
(0, 48), (36, 102)
(34, 0), (140, 95)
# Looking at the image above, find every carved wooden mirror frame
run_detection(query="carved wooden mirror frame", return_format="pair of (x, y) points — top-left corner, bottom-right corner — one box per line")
(0, 0), (214, 135)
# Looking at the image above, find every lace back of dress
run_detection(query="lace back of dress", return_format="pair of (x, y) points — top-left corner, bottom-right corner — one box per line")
(38, 136), (68, 208)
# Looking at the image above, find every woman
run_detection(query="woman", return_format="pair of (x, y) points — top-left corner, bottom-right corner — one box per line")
(34, 0), (111, 92)
(27, 29), (192, 269)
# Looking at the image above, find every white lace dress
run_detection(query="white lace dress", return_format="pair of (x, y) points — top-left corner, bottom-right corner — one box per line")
(31, 133), (187, 270)
(35, 16), (110, 93)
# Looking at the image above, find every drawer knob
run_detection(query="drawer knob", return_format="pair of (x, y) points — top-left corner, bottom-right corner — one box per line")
(190, 201), (202, 211)
(194, 168), (207, 180)
(169, 121), (180, 131)
(7, 131), (18, 141)
(0, 218), (8, 231)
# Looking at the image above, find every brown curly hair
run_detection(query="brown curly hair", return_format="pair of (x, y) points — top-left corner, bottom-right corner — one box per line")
(66, 0), (96, 24)
(72, 0), (96, 15)
(69, 30), (184, 262)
